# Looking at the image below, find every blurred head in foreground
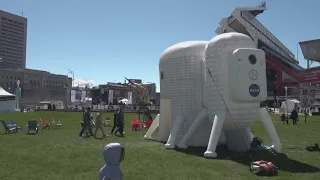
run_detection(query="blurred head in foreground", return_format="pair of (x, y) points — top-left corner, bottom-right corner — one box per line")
(99, 143), (125, 180)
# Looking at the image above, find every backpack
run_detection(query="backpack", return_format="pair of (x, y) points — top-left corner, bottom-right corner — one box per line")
(251, 137), (263, 148)
(250, 160), (278, 176)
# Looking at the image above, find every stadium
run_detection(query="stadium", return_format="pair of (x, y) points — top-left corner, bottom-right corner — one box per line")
(216, 1), (320, 108)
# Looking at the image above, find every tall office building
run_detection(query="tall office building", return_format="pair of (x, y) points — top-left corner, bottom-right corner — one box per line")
(0, 10), (27, 69)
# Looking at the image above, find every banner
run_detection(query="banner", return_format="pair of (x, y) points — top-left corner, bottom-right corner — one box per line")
(108, 90), (114, 104)
(128, 92), (133, 105)
(81, 91), (86, 102)
(71, 90), (76, 102)
(71, 90), (86, 103)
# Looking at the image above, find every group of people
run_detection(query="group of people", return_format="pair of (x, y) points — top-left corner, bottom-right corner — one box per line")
(79, 106), (125, 138)
(280, 108), (308, 125)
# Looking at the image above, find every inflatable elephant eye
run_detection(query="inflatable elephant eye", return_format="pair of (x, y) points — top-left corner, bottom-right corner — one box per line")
(248, 54), (257, 65)
(160, 71), (164, 80)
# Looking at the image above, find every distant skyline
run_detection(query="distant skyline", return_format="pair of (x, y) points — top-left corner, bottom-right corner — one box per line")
(2, 0), (320, 91)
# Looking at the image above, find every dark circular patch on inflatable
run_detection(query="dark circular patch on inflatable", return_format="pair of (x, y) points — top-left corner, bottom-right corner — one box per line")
(249, 84), (260, 97)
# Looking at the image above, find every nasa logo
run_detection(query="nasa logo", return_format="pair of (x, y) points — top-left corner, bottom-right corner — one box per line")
(249, 84), (260, 97)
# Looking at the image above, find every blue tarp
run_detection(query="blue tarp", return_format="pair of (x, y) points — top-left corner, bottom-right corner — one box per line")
(251, 145), (272, 151)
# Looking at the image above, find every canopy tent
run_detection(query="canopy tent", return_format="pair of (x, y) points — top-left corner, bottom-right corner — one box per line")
(0, 86), (16, 113)
(312, 100), (320, 106)
(118, 98), (129, 105)
(280, 99), (300, 114)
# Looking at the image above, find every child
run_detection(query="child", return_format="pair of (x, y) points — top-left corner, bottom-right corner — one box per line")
(100, 143), (125, 180)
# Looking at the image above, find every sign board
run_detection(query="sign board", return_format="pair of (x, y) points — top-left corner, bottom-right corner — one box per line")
(273, 103), (280, 108)
(128, 79), (142, 84)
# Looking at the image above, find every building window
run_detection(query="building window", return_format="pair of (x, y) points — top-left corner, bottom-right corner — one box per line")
(160, 71), (164, 80)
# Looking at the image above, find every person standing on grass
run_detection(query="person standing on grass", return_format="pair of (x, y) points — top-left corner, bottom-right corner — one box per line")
(94, 109), (107, 138)
(304, 110), (308, 123)
(111, 108), (119, 134)
(290, 109), (299, 125)
(79, 107), (94, 137)
(114, 107), (125, 136)
(280, 113), (286, 124)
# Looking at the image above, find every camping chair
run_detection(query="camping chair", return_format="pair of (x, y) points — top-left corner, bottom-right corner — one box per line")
(51, 119), (63, 128)
(143, 119), (153, 130)
(131, 119), (141, 131)
(103, 116), (112, 127)
(40, 118), (51, 129)
(7, 120), (22, 132)
(1, 120), (17, 133)
(27, 120), (39, 134)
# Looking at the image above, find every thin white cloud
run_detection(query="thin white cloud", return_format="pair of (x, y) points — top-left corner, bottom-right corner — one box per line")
(73, 79), (95, 88)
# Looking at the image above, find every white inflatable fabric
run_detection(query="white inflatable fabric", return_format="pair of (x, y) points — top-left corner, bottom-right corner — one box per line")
(145, 32), (282, 158)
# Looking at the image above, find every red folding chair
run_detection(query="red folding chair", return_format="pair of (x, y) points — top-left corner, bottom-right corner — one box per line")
(40, 118), (51, 129)
(143, 119), (153, 130)
(131, 119), (141, 131)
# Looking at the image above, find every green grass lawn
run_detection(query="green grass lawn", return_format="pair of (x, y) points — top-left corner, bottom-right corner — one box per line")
(0, 111), (319, 180)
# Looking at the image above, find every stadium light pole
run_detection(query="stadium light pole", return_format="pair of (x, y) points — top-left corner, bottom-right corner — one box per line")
(67, 69), (74, 88)
(285, 86), (288, 119)
(66, 69), (74, 107)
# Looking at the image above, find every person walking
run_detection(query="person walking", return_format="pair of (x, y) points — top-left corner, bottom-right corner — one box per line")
(79, 107), (94, 137)
(115, 107), (125, 136)
(94, 110), (107, 138)
(111, 109), (119, 134)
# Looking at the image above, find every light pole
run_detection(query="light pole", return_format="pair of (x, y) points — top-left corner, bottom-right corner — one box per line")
(68, 69), (74, 87)
(285, 86), (288, 119)
(15, 80), (21, 110)
(66, 70), (74, 107)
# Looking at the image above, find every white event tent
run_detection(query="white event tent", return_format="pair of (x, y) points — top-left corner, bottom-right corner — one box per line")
(0, 86), (16, 113)
(280, 99), (300, 114)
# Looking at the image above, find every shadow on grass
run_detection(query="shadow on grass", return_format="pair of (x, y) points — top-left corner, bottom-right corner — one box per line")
(25, 132), (38, 135)
(0, 132), (18, 135)
(95, 137), (104, 140)
(115, 134), (125, 138)
(175, 145), (320, 174)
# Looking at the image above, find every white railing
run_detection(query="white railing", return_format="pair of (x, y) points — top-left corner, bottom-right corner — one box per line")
(241, 11), (295, 60)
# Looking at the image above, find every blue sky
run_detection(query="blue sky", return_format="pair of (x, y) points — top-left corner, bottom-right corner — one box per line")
(2, 0), (320, 91)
